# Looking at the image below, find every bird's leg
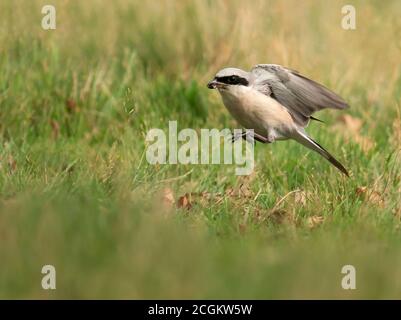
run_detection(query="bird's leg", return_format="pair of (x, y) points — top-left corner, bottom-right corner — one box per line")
(231, 130), (271, 144)
(244, 131), (272, 144)
(230, 130), (246, 143)
(253, 132), (271, 144)
(231, 130), (256, 143)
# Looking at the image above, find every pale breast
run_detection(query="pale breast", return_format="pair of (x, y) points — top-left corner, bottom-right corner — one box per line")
(219, 86), (294, 137)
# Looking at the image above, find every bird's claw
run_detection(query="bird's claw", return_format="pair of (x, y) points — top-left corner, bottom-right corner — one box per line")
(230, 131), (271, 144)
(231, 132), (244, 143)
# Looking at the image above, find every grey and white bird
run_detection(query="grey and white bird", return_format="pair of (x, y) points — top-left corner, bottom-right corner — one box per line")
(207, 64), (349, 176)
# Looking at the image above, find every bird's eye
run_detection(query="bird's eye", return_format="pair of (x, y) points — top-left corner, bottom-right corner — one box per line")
(228, 76), (237, 84)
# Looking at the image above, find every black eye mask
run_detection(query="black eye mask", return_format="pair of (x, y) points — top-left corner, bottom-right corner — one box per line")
(216, 75), (249, 86)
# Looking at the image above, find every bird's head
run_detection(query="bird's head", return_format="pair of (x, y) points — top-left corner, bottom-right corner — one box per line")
(207, 68), (249, 91)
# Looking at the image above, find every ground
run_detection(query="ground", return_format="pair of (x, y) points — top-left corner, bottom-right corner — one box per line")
(0, 0), (401, 298)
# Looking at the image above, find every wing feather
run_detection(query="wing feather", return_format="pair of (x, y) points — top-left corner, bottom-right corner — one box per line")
(251, 64), (349, 126)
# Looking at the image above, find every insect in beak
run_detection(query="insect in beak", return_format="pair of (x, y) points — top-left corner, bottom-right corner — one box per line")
(207, 79), (218, 89)
(207, 79), (225, 89)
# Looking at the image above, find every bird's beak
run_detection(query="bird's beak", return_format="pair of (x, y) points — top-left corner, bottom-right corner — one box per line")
(207, 79), (219, 89)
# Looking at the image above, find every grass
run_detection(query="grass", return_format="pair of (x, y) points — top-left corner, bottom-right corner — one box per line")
(0, 0), (401, 299)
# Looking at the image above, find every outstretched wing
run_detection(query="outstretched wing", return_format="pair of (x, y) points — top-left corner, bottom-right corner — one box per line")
(250, 64), (349, 126)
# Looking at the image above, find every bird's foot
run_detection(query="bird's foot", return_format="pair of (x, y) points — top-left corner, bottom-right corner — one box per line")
(230, 131), (245, 143)
(230, 131), (271, 144)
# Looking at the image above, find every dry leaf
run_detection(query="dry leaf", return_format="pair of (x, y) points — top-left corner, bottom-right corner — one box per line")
(353, 135), (375, 153)
(238, 183), (253, 198)
(332, 115), (375, 153)
(355, 186), (385, 207)
(268, 209), (293, 225)
(224, 187), (235, 197)
(175, 182), (256, 210)
(50, 119), (60, 139)
(393, 207), (401, 221)
(66, 99), (79, 113)
(177, 193), (192, 210)
(355, 186), (367, 196)
(162, 188), (175, 208)
(307, 215), (324, 228)
(336, 114), (362, 132)
(8, 155), (17, 173)
(238, 223), (247, 234)
(294, 191), (308, 206)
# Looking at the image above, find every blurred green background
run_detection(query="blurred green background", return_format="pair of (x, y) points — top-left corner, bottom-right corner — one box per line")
(0, 0), (401, 298)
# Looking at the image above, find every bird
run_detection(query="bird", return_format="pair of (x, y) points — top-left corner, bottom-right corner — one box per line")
(207, 64), (349, 176)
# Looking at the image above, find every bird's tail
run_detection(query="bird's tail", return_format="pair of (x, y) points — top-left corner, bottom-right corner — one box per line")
(291, 130), (349, 177)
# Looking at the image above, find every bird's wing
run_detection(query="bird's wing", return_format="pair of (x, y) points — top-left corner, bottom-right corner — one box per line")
(250, 64), (349, 126)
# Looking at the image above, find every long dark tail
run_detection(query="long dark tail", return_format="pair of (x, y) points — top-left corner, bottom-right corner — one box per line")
(291, 130), (349, 177)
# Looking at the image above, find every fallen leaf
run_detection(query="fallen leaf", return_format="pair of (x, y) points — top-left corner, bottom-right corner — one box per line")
(355, 186), (385, 207)
(238, 183), (253, 198)
(268, 209), (293, 225)
(175, 182), (256, 210)
(8, 155), (17, 173)
(355, 135), (374, 152)
(162, 188), (175, 209)
(307, 215), (324, 228)
(238, 223), (247, 234)
(294, 190), (308, 206)
(336, 114), (362, 132)
(332, 115), (375, 153)
(355, 186), (368, 196)
(224, 188), (235, 197)
(66, 99), (79, 113)
(177, 193), (192, 210)
(393, 207), (401, 220)
(50, 119), (60, 139)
